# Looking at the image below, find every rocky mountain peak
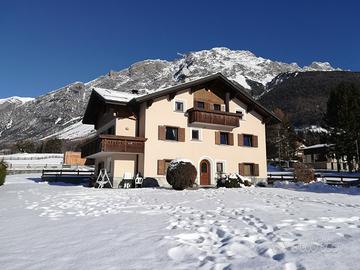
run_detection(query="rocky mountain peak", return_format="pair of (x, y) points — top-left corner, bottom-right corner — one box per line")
(0, 47), (344, 144)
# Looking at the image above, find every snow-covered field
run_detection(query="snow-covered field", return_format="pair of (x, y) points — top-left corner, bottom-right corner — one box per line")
(1, 175), (360, 270)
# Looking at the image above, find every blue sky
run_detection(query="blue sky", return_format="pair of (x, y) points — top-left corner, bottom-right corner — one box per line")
(0, 0), (359, 98)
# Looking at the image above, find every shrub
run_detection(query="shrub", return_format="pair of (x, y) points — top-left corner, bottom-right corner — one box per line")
(166, 160), (197, 190)
(294, 163), (315, 183)
(216, 173), (253, 188)
(0, 160), (7, 186)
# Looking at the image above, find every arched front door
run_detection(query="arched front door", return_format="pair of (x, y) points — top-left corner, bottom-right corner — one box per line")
(200, 159), (211, 185)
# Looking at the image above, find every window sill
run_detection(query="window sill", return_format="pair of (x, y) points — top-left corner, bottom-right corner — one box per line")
(163, 139), (182, 142)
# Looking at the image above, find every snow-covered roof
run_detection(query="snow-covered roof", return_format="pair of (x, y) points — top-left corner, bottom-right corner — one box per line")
(93, 87), (142, 103)
(301, 144), (334, 150)
(84, 73), (281, 125)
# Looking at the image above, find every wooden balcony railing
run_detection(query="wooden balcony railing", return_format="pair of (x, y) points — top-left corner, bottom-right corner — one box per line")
(187, 108), (241, 127)
(81, 135), (147, 158)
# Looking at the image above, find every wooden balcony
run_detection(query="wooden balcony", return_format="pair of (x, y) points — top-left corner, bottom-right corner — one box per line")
(81, 135), (147, 158)
(187, 108), (241, 127)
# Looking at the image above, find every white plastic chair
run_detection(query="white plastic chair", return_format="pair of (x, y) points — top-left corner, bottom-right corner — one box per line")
(134, 173), (143, 188)
(122, 172), (133, 189)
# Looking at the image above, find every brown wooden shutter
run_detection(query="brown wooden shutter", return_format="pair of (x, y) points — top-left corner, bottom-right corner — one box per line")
(238, 163), (245, 175)
(157, 160), (165, 175)
(158, 125), (165, 140)
(253, 164), (260, 176)
(238, 134), (244, 146)
(178, 128), (185, 142)
(228, 133), (234, 145)
(252, 135), (258, 147)
(215, 131), (220, 145)
(204, 102), (211, 111)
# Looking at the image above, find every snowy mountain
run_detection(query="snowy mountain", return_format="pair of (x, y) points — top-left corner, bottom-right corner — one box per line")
(0, 47), (342, 144)
(0, 96), (34, 105)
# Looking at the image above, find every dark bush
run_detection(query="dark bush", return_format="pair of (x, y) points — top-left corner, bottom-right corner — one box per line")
(0, 160), (7, 186)
(294, 163), (315, 183)
(216, 174), (253, 188)
(166, 160), (196, 190)
(225, 177), (241, 188)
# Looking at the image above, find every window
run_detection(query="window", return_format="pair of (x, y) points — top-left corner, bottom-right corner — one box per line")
(201, 162), (208, 173)
(165, 127), (178, 141)
(243, 135), (253, 147)
(213, 104), (221, 111)
(216, 162), (224, 173)
(239, 163), (259, 176)
(196, 101), (205, 109)
(220, 132), (228, 145)
(175, 101), (184, 112)
(191, 129), (200, 140)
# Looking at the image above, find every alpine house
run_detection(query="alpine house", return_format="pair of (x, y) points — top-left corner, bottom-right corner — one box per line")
(81, 73), (279, 187)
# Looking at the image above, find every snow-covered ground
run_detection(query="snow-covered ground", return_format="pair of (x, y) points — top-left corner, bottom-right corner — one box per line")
(1, 175), (360, 270)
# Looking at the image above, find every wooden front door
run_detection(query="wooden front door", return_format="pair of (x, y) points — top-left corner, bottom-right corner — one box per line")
(200, 159), (211, 185)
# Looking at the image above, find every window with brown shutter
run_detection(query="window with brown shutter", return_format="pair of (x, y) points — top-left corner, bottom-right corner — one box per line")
(239, 134), (258, 147)
(158, 126), (165, 140)
(217, 132), (233, 145)
(157, 160), (165, 175)
(215, 131), (220, 145)
(239, 163), (259, 176)
(178, 128), (185, 142)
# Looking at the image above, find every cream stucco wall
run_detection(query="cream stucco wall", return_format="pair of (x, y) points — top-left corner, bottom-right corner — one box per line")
(94, 153), (138, 188)
(115, 117), (137, 137)
(140, 88), (267, 185)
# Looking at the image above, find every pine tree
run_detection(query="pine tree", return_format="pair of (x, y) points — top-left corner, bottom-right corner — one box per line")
(266, 108), (299, 162)
(325, 82), (360, 171)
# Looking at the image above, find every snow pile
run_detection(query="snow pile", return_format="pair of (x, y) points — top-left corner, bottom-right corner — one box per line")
(168, 158), (194, 171)
(274, 180), (360, 195)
